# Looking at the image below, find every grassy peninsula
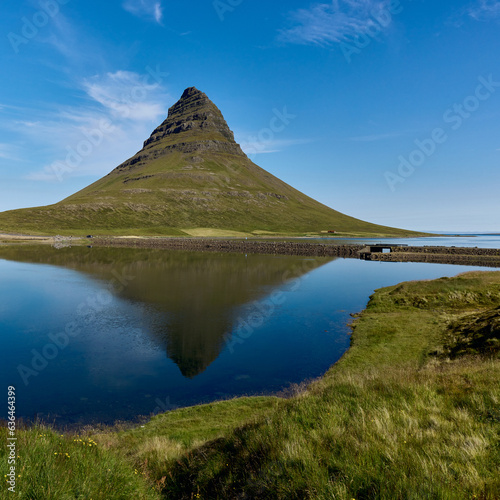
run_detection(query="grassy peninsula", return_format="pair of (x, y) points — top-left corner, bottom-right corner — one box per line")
(2, 271), (499, 499)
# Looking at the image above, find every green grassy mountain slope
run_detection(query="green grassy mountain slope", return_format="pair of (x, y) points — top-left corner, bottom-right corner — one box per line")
(0, 87), (424, 236)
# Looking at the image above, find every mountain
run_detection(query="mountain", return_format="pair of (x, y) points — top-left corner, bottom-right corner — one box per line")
(0, 87), (422, 237)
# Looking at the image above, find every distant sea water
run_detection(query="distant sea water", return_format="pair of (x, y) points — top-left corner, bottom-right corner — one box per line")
(308, 234), (500, 249)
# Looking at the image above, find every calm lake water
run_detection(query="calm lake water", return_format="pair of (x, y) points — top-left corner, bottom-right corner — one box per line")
(1, 243), (499, 427)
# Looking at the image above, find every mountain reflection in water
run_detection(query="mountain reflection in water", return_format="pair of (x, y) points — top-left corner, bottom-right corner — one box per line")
(0, 245), (333, 378)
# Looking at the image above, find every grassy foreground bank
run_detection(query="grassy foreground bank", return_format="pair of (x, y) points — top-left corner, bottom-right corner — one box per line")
(2, 271), (499, 499)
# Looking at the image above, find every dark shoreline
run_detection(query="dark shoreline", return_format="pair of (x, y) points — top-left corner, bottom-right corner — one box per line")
(92, 237), (366, 258)
(367, 245), (500, 268)
(92, 237), (500, 268)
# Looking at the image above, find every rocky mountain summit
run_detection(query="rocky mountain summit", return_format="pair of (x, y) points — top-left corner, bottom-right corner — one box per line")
(143, 87), (244, 153)
(116, 87), (245, 174)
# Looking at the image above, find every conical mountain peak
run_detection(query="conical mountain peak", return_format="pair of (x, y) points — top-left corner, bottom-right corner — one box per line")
(0, 87), (417, 238)
(141, 87), (244, 156)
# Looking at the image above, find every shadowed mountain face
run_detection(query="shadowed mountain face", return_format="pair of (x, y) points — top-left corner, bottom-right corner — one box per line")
(0, 87), (420, 237)
(0, 246), (333, 377)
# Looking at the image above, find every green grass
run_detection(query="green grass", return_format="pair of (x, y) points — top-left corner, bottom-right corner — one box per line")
(93, 397), (281, 487)
(440, 306), (500, 358)
(0, 427), (159, 499)
(0, 398), (277, 499)
(2, 271), (499, 499)
(180, 227), (253, 237)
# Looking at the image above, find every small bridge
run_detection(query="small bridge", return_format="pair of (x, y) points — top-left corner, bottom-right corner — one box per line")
(358, 244), (407, 261)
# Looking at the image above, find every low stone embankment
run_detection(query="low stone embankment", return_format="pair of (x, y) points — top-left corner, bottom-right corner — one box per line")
(92, 237), (365, 258)
(91, 238), (500, 267)
(369, 246), (500, 268)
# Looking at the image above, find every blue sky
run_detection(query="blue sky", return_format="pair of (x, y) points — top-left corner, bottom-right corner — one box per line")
(1, 0), (499, 232)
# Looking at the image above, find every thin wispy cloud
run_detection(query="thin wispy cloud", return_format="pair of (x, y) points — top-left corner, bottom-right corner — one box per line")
(449, 1), (500, 31)
(42, 13), (79, 60)
(239, 137), (315, 156)
(154, 3), (163, 23)
(9, 70), (171, 182)
(35, 13), (111, 71)
(278, 0), (395, 46)
(467, 0), (500, 20)
(123, 0), (164, 24)
(0, 144), (20, 161)
(83, 71), (168, 121)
